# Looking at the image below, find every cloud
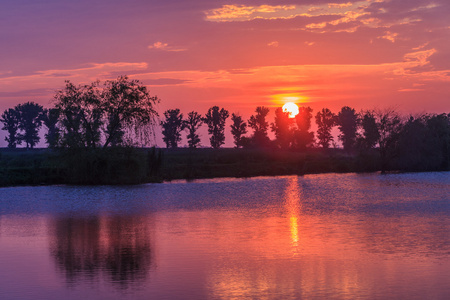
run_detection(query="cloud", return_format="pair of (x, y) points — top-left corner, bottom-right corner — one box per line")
(412, 42), (430, 51)
(204, 1), (375, 22)
(267, 41), (279, 47)
(0, 88), (53, 98)
(145, 78), (190, 86)
(148, 41), (186, 52)
(403, 49), (437, 65)
(135, 48), (447, 93)
(148, 41), (168, 50)
(398, 88), (425, 92)
(328, 2), (354, 9)
(392, 49), (449, 80)
(205, 4), (296, 22)
(378, 31), (399, 42)
(205, 1), (440, 36)
(0, 62), (149, 104)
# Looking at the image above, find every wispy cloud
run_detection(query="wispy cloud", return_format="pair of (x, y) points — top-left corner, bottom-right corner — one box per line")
(329, 2), (354, 9)
(205, 4), (296, 22)
(267, 41), (279, 47)
(204, 1), (374, 22)
(403, 49), (437, 66)
(137, 47), (446, 92)
(148, 41), (187, 52)
(378, 31), (399, 42)
(0, 62), (149, 97)
(205, 1), (438, 35)
(412, 42), (430, 51)
(398, 88), (425, 92)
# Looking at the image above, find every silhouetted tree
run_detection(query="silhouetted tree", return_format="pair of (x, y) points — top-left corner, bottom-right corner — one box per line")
(396, 113), (450, 171)
(294, 106), (314, 150)
(203, 106), (229, 149)
(16, 102), (44, 149)
(161, 109), (184, 148)
(315, 108), (335, 149)
(101, 76), (159, 148)
(271, 107), (292, 149)
(55, 81), (103, 148)
(42, 108), (61, 148)
(375, 109), (403, 173)
(357, 110), (380, 149)
(183, 111), (203, 149)
(248, 106), (270, 147)
(426, 113), (450, 170)
(105, 114), (124, 147)
(54, 76), (159, 148)
(1, 107), (21, 148)
(336, 106), (358, 151)
(396, 115), (430, 171)
(230, 113), (247, 148)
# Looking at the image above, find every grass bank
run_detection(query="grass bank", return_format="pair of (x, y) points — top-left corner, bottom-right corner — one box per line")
(160, 148), (380, 180)
(0, 147), (383, 186)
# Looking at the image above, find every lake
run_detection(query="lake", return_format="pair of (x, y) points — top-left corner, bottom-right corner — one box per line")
(0, 172), (449, 299)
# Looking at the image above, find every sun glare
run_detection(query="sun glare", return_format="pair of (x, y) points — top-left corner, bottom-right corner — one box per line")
(282, 102), (299, 118)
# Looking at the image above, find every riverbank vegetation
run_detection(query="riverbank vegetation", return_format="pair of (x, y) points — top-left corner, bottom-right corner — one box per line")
(1, 76), (449, 186)
(0, 147), (378, 186)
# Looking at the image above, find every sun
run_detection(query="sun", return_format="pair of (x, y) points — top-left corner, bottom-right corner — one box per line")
(282, 102), (299, 118)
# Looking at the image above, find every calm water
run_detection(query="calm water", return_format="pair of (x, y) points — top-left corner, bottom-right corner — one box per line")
(0, 172), (449, 300)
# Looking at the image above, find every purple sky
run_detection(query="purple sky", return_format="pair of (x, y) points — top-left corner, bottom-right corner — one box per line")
(1, 0), (449, 147)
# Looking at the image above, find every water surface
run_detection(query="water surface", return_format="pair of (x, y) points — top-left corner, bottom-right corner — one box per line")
(1, 172), (449, 299)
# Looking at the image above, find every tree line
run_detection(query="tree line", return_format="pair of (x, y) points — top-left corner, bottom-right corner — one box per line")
(159, 105), (449, 172)
(161, 106), (447, 159)
(1, 76), (449, 173)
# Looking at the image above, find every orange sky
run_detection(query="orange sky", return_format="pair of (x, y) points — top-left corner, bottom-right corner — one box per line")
(1, 0), (449, 147)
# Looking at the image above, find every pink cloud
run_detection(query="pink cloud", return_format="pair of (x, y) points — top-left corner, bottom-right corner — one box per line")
(148, 42), (187, 52)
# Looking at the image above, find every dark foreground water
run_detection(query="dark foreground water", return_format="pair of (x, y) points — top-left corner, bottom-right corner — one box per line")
(0, 172), (449, 300)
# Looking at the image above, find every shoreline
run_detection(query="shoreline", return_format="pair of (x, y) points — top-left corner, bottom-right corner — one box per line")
(1, 147), (448, 187)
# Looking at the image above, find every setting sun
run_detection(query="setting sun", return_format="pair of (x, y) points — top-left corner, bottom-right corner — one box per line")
(282, 102), (299, 118)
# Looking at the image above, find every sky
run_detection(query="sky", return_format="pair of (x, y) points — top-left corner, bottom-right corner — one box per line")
(1, 0), (449, 147)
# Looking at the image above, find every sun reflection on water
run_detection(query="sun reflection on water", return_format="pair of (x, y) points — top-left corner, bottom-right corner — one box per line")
(284, 176), (302, 250)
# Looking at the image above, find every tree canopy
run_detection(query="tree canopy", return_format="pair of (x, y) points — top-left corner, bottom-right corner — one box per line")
(294, 106), (314, 150)
(161, 109), (184, 148)
(336, 106), (358, 151)
(271, 107), (292, 149)
(184, 111), (203, 149)
(203, 106), (229, 149)
(315, 108), (335, 149)
(248, 106), (270, 147)
(54, 76), (159, 148)
(230, 113), (247, 148)
(1, 107), (21, 148)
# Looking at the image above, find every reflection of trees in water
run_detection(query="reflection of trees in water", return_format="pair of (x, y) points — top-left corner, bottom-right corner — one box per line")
(104, 217), (152, 285)
(49, 215), (153, 288)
